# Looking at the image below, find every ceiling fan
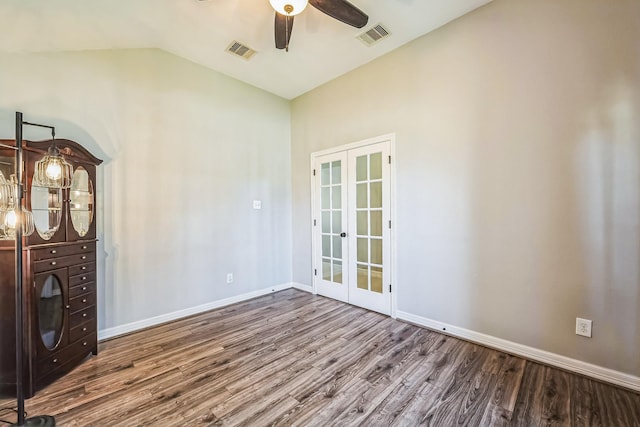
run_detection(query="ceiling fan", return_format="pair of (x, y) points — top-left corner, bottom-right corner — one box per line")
(269, 0), (369, 51)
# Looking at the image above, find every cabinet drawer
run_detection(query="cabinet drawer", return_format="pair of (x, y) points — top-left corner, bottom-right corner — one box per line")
(31, 242), (95, 261)
(34, 251), (96, 273)
(69, 281), (96, 299)
(68, 262), (96, 277)
(69, 318), (96, 343)
(69, 305), (96, 328)
(69, 271), (96, 287)
(70, 293), (96, 314)
(39, 332), (97, 377)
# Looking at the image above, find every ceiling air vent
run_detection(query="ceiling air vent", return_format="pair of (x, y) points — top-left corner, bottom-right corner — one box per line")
(357, 23), (391, 46)
(226, 41), (256, 60)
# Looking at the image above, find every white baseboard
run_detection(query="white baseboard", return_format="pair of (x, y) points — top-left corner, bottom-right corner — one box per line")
(98, 282), (292, 341)
(98, 285), (637, 392)
(396, 310), (640, 392)
(291, 282), (313, 293)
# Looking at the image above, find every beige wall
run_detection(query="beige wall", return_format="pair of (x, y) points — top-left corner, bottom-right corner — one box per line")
(291, 0), (640, 376)
(0, 0), (637, 381)
(0, 48), (292, 331)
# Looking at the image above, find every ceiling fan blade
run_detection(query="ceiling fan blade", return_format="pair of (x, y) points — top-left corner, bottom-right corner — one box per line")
(275, 12), (294, 50)
(309, 0), (368, 28)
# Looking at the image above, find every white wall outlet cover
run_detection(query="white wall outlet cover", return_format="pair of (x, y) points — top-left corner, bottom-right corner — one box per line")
(253, 200), (262, 209)
(576, 318), (592, 338)
(226, 273), (234, 284)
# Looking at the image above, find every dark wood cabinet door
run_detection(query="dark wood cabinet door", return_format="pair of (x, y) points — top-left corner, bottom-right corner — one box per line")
(24, 150), (67, 246)
(66, 161), (97, 242)
(33, 269), (69, 358)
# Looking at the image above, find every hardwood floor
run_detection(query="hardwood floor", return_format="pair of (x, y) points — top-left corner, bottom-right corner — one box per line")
(1, 289), (638, 426)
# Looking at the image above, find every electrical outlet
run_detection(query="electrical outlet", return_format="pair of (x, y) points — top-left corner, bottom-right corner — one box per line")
(226, 273), (234, 284)
(576, 318), (592, 338)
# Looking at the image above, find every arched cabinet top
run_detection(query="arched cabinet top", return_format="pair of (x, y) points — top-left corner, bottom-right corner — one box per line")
(24, 139), (103, 166)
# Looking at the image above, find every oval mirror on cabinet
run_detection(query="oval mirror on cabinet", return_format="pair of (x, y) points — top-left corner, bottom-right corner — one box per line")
(30, 179), (63, 241)
(70, 167), (94, 237)
(38, 275), (64, 350)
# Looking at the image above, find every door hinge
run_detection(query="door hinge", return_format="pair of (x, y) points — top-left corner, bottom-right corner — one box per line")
(389, 220), (391, 229)
(313, 219), (316, 226)
(389, 284), (392, 293)
(314, 269), (317, 276)
(388, 155), (391, 164)
(313, 169), (316, 176)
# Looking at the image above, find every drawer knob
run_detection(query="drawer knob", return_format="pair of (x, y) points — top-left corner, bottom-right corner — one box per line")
(53, 358), (58, 363)
(65, 305), (70, 309)
(50, 250), (57, 254)
(82, 245), (88, 249)
(82, 313), (87, 317)
(50, 261), (57, 266)
(82, 298), (87, 303)
(81, 256), (87, 260)
(81, 266), (87, 270)
(82, 276), (87, 280)
(83, 342), (87, 346)
(82, 286), (87, 291)
(82, 327), (87, 332)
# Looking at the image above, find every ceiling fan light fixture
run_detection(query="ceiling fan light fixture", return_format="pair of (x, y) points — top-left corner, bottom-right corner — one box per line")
(269, 0), (308, 16)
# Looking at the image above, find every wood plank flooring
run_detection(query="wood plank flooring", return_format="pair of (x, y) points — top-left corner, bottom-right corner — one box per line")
(1, 289), (638, 426)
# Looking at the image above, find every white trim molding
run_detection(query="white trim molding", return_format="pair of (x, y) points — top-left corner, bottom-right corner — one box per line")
(311, 133), (396, 158)
(99, 282), (292, 341)
(396, 310), (640, 392)
(292, 282), (313, 293)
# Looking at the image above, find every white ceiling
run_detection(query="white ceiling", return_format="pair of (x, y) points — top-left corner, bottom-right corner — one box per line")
(1, 0), (491, 99)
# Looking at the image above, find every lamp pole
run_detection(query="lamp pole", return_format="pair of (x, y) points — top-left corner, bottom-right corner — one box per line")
(11, 112), (56, 427)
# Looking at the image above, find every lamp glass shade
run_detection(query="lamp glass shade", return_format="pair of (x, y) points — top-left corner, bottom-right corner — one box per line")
(0, 209), (35, 239)
(33, 145), (73, 189)
(269, 0), (308, 15)
(4, 209), (16, 230)
(0, 171), (11, 211)
(23, 209), (36, 236)
(0, 174), (35, 238)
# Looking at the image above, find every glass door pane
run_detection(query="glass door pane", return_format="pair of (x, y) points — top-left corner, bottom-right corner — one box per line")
(35, 269), (69, 352)
(353, 152), (384, 294)
(315, 152), (349, 303)
(321, 160), (343, 284)
(31, 185), (63, 240)
(38, 275), (64, 350)
(348, 140), (391, 315)
(70, 167), (94, 237)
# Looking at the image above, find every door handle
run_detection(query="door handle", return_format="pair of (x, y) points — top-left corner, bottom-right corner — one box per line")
(340, 232), (347, 237)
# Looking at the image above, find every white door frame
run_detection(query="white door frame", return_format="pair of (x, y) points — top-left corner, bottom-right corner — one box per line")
(310, 133), (397, 318)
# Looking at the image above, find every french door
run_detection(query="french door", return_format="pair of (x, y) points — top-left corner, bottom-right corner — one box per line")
(313, 140), (391, 315)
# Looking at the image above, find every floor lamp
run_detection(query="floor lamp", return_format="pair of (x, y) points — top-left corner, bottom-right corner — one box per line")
(6, 112), (56, 426)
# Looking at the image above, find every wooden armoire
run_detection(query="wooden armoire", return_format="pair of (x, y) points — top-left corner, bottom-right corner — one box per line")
(0, 138), (102, 398)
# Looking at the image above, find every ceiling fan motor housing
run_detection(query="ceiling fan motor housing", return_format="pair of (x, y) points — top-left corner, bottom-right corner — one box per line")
(272, 0), (369, 51)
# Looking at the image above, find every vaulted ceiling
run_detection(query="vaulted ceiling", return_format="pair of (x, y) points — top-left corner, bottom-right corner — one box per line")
(2, 0), (491, 99)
